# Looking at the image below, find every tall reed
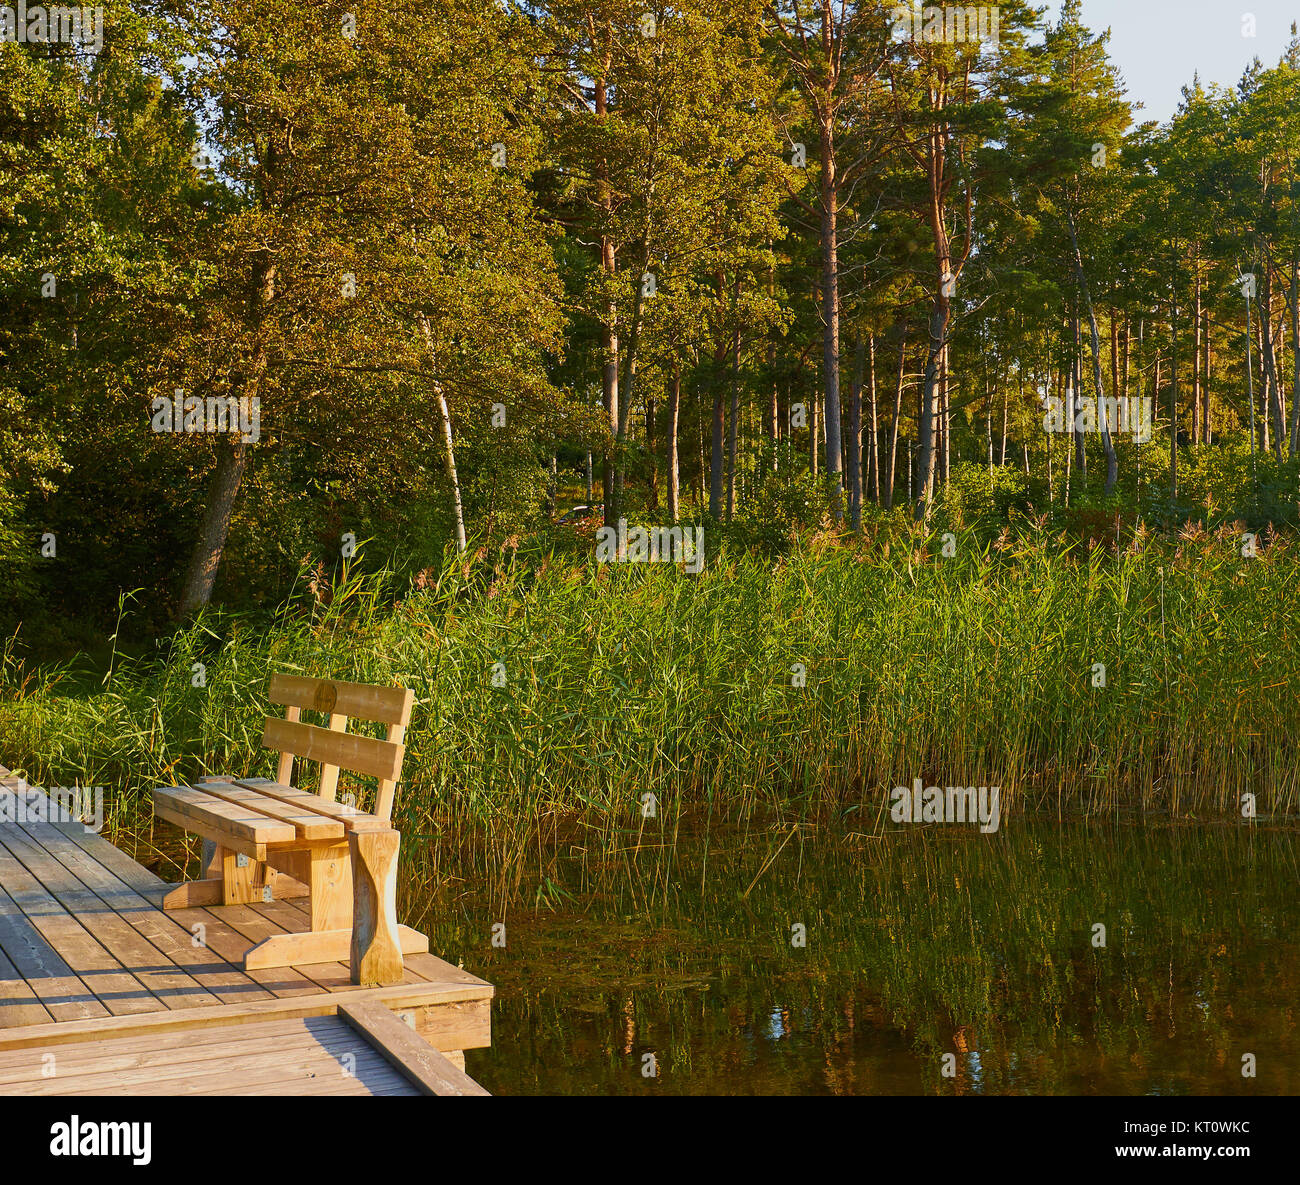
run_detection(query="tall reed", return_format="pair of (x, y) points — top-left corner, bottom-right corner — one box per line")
(2, 518), (1297, 874)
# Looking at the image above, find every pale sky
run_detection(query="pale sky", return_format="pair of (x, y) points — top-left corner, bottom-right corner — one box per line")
(1052, 0), (1300, 123)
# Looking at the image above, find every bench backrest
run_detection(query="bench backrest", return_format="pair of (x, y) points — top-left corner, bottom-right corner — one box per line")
(262, 674), (414, 821)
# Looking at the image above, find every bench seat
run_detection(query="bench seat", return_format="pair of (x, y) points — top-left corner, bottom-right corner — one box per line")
(153, 779), (393, 858)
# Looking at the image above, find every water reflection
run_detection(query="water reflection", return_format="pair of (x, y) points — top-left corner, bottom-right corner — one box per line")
(397, 820), (1299, 1095)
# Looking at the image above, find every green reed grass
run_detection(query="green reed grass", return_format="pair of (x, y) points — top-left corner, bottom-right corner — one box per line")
(2, 517), (1298, 871)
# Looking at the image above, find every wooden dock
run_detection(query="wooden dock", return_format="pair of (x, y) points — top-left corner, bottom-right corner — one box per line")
(0, 767), (492, 1096)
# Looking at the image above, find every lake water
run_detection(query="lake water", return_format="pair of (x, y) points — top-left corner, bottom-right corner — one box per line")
(402, 820), (1300, 1095)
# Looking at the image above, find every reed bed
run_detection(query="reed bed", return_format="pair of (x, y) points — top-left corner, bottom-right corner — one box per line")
(2, 517), (1298, 871)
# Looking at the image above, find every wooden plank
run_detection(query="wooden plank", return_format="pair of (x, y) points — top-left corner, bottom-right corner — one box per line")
(186, 1076), (414, 1097)
(374, 718), (407, 820)
(0, 878), (108, 1024)
(244, 925), (429, 971)
(154, 803), (265, 861)
(0, 979), (492, 1052)
(0, 841), (158, 1017)
(180, 1049), (413, 1096)
(195, 1077), (416, 1096)
(0, 1013), (342, 1074)
(403, 952), (493, 988)
(268, 675), (414, 726)
(0, 829), (218, 1012)
(151, 786), (296, 845)
(261, 718), (404, 784)
(180, 1048), (405, 1096)
(160, 879), (222, 909)
(11, 821), (271, 1006)
(340, 1001), (490, 1096)
(409, 998), (492, 1055)
(38, 824), (168, 894)
(0, 943), (52, 1028)
(8, 1038), (401, 1096)
(0, 1018), (365, 1086)
(194, 781), (344, 841)
(231, 780), (390, 832)
(151, 903), (323, 1000)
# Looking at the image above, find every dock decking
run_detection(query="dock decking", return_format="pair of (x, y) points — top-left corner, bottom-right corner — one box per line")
(0, 768), (491, 1095)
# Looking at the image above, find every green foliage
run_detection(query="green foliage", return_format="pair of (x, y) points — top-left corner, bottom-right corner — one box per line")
(933, 462), (1033, 531)
(5, 532), (1299, 841)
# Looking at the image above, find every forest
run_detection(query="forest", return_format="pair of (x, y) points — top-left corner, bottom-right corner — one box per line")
(5, 0), (1300, 652)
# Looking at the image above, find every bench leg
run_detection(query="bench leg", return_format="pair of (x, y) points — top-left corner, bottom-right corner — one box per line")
(220, 845), (263, 904)
(244, 924), (428, 970)
(162, 842), (257, 909)
(350, 829), (403, 986)
(309, 841), (353, 931)
(243, 841), (350, 970)
(243, 835), (427, 972)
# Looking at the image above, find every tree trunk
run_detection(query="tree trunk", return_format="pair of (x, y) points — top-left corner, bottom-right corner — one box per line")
(709, 369), (725, 518)
(1110, 305), (1120, 425)
(667, 366), (681, 519)
(914, 282), (951, 520)
(1192, 268), (1202, 445)
(709, 271), (728, 518)
(940, 345), (950, 486)
(418, 312), (467, 554)
(810, 376), (819, 478)
(177, 438), (249, 615)
(1170, 273), (1180, 498)
(1290, 256), (1300, 455)
(1067, 212), (1117, 495)
(697, 382), (706, 513)
(436, 382), (467, 554)
(886, 325), (906, 510)
(725, 317), (740, 522)
(595, 68), (619, 528)
(177, 255), (275, 616)
(1000, 381), (1009, 467)
(645, 389), (658, 513)
(1260, 256), (1285, 457)
(985, 362), (993, 475)
(819, 119), (843, 511)
(867, 332), (879, 503)
(1202, 307), (1212, 445)
(848, 333), (864, 531)
(1072, 307), (1086, 479)
(767, 263), (779, 476)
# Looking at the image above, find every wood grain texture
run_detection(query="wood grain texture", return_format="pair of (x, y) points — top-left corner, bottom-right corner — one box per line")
(268, 675), (414, 726)
(261, 717), (405, 783)
(339, 1001), (490, 1096)
(349, 830), (403, 986)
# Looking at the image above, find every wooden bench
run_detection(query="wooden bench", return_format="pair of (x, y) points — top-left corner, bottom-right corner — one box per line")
(152, 674), (427, 983)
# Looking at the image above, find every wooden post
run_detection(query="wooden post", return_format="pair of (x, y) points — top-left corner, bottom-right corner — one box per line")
(220, 845), (261, 905)
(350, 830), (403, 986)
(309, 841), (353, 932)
